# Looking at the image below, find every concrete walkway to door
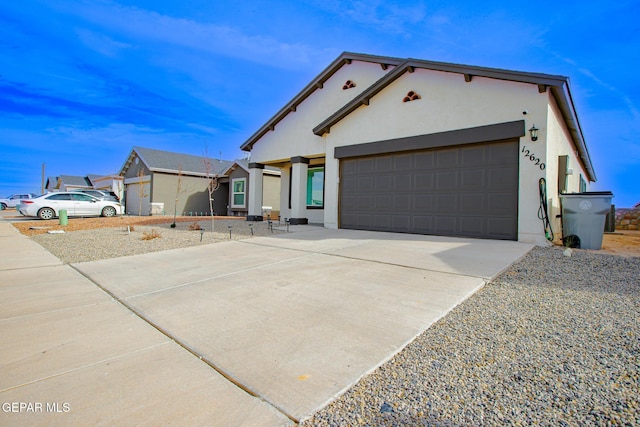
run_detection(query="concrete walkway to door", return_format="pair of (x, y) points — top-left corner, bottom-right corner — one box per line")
(1, 219), (533, 425)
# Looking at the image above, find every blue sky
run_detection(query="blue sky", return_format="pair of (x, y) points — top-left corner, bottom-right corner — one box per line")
(1, 0), (638, 207)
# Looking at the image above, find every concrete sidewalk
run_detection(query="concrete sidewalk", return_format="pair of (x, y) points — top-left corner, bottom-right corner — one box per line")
(1, 218), (533, 425)
(0, 220), (293, 426)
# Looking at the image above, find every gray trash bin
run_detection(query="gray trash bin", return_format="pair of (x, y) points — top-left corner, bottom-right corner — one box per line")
(560, 191), (613, 249)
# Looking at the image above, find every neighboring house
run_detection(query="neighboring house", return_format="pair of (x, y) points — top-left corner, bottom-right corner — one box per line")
(91, 174), (124, 201)
(45, 175), (94, 192)
(45, 174), (123, 200)
(222, 159), (281, 218)
(119, 146), (280, 217)
(240, 52), (597, 245)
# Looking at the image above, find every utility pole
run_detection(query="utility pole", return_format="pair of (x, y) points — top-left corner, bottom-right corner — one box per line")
(41, 163), (45, 194)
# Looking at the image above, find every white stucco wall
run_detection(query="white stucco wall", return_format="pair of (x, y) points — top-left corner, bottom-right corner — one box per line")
(544, 94), (590, 239)
(250, 61), (394, 164)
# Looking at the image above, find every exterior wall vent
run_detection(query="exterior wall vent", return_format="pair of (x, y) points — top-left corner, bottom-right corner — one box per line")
(342, 80), (356, 90)
(403, 91), (421, 102)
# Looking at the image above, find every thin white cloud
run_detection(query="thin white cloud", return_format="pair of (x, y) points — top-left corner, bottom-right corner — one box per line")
(305, 0), (427, 35)
(75, 28), (133, 58)
(55, 0), (320, 69)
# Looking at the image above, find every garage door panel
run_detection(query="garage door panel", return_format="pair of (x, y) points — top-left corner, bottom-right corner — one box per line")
(434, 216), (456, 234)
(357, 177), (375, 192)
(488, 143), (515, 164)
(461, 169), (486, 188)
(488, 193), (517, 214)
(358, 158), (375, 173)
(414, 152), (435, 169)
(460, 193), (485, 211)
(375, 156), (394, 172)
(436, 170), (458, 189)
(436, 150), (459, 168)
(394, 195), (411, 210)
(369, 216), (387, 230)
(413, 215), (434, 232)
(394, 154), (413, 169)
(414, 172), (434, 190)
(488, 167), (518, 190)
(415, 195), (434, 210)
(487, 218), (517, 239)
(375, 175), (393, 191)
(392, 215), (411, 232)
(340, 139), (518, 240)
(460, 216), (486, 236)
(394, 174), (412, 188)
(461, 146), (486, 166)
(435, 194), (458, 213)
(358, 195), (374, 210)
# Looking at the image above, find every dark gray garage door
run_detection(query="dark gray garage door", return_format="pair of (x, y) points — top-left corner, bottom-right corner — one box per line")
(339, 140), (519, 240)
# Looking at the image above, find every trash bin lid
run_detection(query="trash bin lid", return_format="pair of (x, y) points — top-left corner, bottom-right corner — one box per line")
(560, 191), (613, 197)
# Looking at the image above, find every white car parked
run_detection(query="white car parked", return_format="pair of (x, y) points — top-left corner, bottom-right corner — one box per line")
(0, 193), (37, 209)
(18, 192), (123, 220)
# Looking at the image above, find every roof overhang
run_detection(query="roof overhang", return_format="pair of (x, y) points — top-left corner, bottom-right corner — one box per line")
(240, 52), (403, 152)
(312, 58), (596, 182)
(240, 52), (596, 182)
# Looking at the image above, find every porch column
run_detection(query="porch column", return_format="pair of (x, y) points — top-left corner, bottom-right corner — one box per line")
(247, 162), (264, 221)
(290, 156), (309, 225)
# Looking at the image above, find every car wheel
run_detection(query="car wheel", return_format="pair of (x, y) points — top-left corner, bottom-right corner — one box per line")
(38, 207), (55, 220)
(0, 203), (6, 210)
(102, 206), (117, 217)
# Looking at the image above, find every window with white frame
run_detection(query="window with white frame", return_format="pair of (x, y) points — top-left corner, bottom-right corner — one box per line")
(306, 167), (324, 208)
(231, 178), (246, 208)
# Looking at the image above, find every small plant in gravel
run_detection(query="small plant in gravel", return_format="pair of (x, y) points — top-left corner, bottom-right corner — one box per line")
(141, 229), (161, 240)
(188, 222), (202, 230)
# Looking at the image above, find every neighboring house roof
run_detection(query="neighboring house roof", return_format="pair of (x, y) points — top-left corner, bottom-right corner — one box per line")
(240, 51), (595, 182)
(121, 146), (234, 177)
(59, 175), (93, 187)
(222, 158), (282, 176)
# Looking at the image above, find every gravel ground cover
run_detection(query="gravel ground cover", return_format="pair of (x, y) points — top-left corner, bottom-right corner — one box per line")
(30, 218), (284, 263)
(303, 247), (640, 426)
(11, 214), (640, 424)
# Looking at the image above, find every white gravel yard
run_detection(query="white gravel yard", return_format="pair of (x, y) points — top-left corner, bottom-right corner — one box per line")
(31, 219), (284, 264)
(303, 247), (640, 426)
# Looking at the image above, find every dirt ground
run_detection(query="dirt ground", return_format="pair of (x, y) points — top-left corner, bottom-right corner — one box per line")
(598, 229), (640, 257)
(4, 212), (640, 257)
(9, 215), (247, 236)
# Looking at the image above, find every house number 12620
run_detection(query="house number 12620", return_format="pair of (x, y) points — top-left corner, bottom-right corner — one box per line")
(521, 146), (545, 170)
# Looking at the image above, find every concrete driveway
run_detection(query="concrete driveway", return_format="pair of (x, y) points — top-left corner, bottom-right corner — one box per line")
(1, 219), (533, 425)
(74, 228), (532, 422)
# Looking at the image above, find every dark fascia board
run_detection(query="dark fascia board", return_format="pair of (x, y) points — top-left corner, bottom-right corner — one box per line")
(549, 84), (596, 181)
(118, 147), (142, 177)
(239, 52), (404, 152)
(315, 59), (596, 182)
(334, 120), (525, 159)
(314, 60), (567, 137)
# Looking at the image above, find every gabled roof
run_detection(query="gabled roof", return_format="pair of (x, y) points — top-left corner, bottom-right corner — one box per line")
(222, 158), (282, 176)
(240, 52), (404, 152)
(120, 146), (234, 177)
(59, 175), (93, 187)
(241, 52), (596, 182)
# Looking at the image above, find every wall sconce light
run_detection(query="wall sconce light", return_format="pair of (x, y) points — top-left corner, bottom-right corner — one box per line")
(529, 124), (539, 141)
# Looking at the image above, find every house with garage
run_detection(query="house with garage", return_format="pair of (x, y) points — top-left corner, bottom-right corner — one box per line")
(119, 146), (280, 217)
(45, 175), (97, 192)
(240, 52), (596, 244)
